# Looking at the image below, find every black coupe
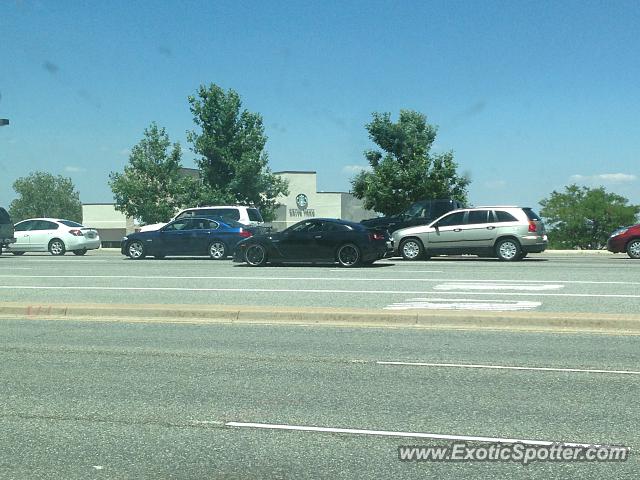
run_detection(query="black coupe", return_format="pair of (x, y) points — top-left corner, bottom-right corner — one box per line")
(233, 218), (392, 267)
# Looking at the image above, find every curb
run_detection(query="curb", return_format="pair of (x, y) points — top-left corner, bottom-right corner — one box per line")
(1, 302), (639, 334)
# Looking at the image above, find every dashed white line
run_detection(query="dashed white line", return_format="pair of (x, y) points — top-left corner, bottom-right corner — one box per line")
(385, 299), (542, 311)
(377, 361), (640, 375)
(224, 421), (605, 448)
(434, 283), (564, 291)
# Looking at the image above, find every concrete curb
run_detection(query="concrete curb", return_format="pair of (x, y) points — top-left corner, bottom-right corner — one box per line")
(1, 302), (639, 334)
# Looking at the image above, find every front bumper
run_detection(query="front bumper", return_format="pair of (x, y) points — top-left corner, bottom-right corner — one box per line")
(607, 236), (626, 253)
(1, 237), (16, 246)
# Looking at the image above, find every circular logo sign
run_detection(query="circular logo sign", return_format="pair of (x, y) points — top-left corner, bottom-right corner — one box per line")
(296, 193), (309, 210)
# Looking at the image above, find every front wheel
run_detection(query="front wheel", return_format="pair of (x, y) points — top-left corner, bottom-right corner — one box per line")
(48, 239), (66, 256)
(627, 239), (640, 259)
(400, 238), (424, 261)
(495, 238), (521, 261)
(73, 249), (87, 256)
(208, 241), (227, 260)
(127, 240), (146, 260)
(245, 244), (267, 266)
(337, 243), (361, 267)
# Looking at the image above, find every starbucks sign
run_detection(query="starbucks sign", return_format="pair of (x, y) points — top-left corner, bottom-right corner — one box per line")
(290, 193), (315, 218)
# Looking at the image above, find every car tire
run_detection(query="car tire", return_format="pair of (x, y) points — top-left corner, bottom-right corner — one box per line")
(627, 239), (640, 259)
(12, 251), (25, 256)
(400, 238), (424, 261)
(245, 244), (267, 266)
(495, 238), (522, 261)
(337, 243), (361, 268)
(48, 239), (66, 256)
(208, 240), (227, 260)
(127, 240), (146, 260)
(73, 249), (87, 256)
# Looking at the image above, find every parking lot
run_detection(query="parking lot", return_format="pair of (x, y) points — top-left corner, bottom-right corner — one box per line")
(1, 250), (638, 478)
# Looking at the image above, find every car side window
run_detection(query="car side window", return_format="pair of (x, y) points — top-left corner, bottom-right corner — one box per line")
(494, 211), (518, 222)
(467, 210), (490, 225)
(289, 221), (314, 233)
(41, 221), (59, 230)
(164, 219), (192, 231)
(176, 210), (196, 219)
(435, 211), (465, 228)
(192, 219), (218, 230)
(14, 221), (32, 232)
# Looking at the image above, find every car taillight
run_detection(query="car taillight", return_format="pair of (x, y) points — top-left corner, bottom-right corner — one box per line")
(528, 221), (537, 233)
(239, 229), (252, 238)
(70, 229), (84, 236)
(370, 232), (385, 241)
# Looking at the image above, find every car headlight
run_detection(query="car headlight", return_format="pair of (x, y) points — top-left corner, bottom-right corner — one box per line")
(610, 228), (628, 238)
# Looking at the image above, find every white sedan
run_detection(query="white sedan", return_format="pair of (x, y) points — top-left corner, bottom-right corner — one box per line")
(8, 218), (101, 256)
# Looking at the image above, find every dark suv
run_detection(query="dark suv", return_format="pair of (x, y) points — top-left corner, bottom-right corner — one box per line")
(607, 224), (640, 259)
(361, 199), (466, 234)
(0, 207), (16, 255)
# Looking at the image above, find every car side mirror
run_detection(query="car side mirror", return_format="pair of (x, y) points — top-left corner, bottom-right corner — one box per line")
(434, 224), (440, 233)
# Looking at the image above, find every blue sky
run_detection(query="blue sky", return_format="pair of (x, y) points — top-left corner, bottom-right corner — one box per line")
(1, 0), (639, 211)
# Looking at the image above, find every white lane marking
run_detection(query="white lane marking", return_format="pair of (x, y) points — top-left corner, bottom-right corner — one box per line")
(2, 275), (639, 286)
(225, 421), (605, 448)
(1, 285), (640, 298)
(434, 283), (564, 291)
(377, 361), (640, 375)
(330, 269), (445, 273)
(385, 299), (541, 311)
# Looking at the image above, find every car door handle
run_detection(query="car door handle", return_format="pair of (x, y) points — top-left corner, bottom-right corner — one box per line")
(486, 226), (496, 230)
(314, 235), (323, 239)
(453, 228), (462, 232)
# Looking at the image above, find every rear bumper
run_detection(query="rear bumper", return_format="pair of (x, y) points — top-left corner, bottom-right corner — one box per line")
(520, 234), (548, 254)
(66, 236), (101, 251)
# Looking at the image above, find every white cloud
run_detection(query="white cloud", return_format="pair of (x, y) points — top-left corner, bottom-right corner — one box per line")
(569, 173), (637, 184)
(64, 166), (86, 173)
(342, 164), (370, 175)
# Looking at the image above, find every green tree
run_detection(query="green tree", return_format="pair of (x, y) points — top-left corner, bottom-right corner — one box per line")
(351, 110), (469, 216)
(109, 123), (194, 224)
(187, 83), (288, 221)
(10, 172), (82, 222)
(540, 185), (640, 249)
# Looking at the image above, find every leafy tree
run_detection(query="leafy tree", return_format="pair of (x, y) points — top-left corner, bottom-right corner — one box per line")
(351, 110), (469, 216)
(10, 172), (82, 222)
(109, 123), (195, 224)
(540, 185), (640, 249)
(187, 84), (288, 221)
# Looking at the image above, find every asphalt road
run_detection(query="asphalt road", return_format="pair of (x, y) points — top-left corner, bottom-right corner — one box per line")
(0, 250), (638, 315)
(1, 250), (638, 478)
(1, 319), (637, 479)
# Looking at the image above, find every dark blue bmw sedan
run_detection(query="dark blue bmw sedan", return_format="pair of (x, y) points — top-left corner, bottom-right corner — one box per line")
(121, 216), (252, 260)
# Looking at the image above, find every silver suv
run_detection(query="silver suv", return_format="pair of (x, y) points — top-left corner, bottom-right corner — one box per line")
(392, 206), (547, 261)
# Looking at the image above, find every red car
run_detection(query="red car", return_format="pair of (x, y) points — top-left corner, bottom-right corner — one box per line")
(607, 224), (640, 259)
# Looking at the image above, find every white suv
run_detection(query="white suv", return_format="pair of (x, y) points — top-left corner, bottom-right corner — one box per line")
(392, 206), (548, 261)
(139, 206), (264, 232)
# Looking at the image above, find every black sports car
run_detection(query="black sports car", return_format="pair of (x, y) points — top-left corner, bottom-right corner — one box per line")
(233, 218), (392, 267)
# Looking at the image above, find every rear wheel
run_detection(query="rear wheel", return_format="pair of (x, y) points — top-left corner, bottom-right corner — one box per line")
(127, 240), (146, 260)
(208, 241), (227, 260)
(48, 239), (66, 256)
(245, 244), (267, 266)
(495, 238), (521, 261)
(400, 238), (424, 261)
(73, 249), (87, 256)
(337, 243), (361, 267)
(627, 239), (640, 259)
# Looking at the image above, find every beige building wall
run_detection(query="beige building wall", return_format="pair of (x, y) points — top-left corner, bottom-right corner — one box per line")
(271, 171), (374, 230)
(82, 204), (134, 246)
